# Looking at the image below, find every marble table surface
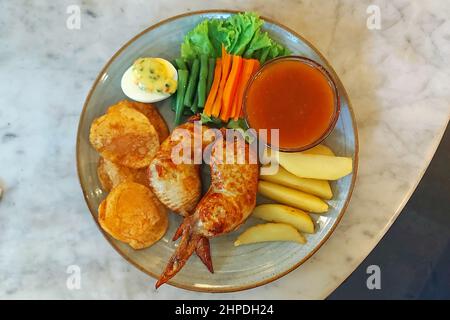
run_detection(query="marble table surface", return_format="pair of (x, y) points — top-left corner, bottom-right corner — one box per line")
(0, 0), (449, 299)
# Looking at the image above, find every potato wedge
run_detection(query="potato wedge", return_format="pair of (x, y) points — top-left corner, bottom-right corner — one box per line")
(234, 223), (306, 246)
(252, 204), (314, 233)
(107, 100), (169, 143)
(302, 144), (335, 156)
(99, 182), (168, 249)
(258, 180), (328, 213)
(260, 166), (332, 199)
(90, 106), (159, 168)
(277, 152), (353, 180)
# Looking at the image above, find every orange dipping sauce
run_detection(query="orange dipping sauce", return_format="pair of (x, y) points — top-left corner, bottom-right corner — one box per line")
(244, 57), (338, 150)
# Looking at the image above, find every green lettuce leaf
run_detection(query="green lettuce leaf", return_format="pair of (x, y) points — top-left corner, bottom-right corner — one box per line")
(226, 118), (248, 130)
(226, 119), (254, 143)
(243, 29), (272, 58)
(181, 20), (216, 60)
(180, 12), (289, 62)
(200, 113), (223, 127)
(228, 12), (264, 55)
(208, 18), (237, 56)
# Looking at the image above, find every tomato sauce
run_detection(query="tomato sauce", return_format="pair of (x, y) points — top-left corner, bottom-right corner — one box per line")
(245, 59), (336, 150)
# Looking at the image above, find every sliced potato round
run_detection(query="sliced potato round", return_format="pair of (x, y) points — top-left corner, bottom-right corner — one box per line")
(234, 223), (306, 246)
(98, 199), (107, 219)
(107, 100), (169, 143)
(97, 157), (149, 192)
(89, 106), (159, 168)
(98, 182), (168, 249)
(97, 159), (114, 191)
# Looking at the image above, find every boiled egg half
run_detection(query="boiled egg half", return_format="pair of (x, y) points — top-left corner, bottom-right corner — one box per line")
(121, 57), (177, 103)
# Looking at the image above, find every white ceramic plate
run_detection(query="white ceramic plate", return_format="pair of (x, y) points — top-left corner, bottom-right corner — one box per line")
(77, 10), (358, 292)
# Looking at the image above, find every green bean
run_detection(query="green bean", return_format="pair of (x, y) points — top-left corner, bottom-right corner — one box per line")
(172, 96), (191, 113)
(184, 58), (199, 107)
(206, 58), (216, 95)
(170, 94), (177, 110)
(196, 55), (208, 110)
(186, 59), (193, 71)
(175, 69), (189, 125)
(172, 105), (194, 115)
(192, 93), (199, 113)
(175, 58), (188, 70)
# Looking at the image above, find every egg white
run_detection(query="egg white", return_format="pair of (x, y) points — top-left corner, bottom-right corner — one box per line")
(121, 58), (178, 103)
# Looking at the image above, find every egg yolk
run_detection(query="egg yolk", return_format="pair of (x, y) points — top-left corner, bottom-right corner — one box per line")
(132, 58), (177, 94)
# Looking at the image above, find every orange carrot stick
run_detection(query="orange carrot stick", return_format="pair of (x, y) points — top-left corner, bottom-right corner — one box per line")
(230, 85), (240, 120)
(211, 46), (232, 118)
(233, 59), (260, 120)
(230, 59), (255, 119)
(221, 55), (243, 122)
(203, 58), (222, 116)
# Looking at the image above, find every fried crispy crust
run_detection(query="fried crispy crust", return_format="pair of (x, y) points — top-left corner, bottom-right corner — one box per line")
(156, 134), (259, 287)
(197, 139), (259, 237)
(98, 182), (168, 249)
(148, 122), (201, 216)
(89, 106), (159, 168)
(97, 159), (114, 192)
(107, 100), (169, 143)
(148, 120), (215, 216)
(97, 157), (149, 192)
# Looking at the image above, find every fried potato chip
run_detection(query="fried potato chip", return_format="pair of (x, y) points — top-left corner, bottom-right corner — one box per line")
(98, 182), (168, 249)
(97, 157), (149, 192)
(89, 106), (159, 168)
(98, 199), (107, 219)
(108, 100), (169, 143)
(97, 159), (114, 192)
